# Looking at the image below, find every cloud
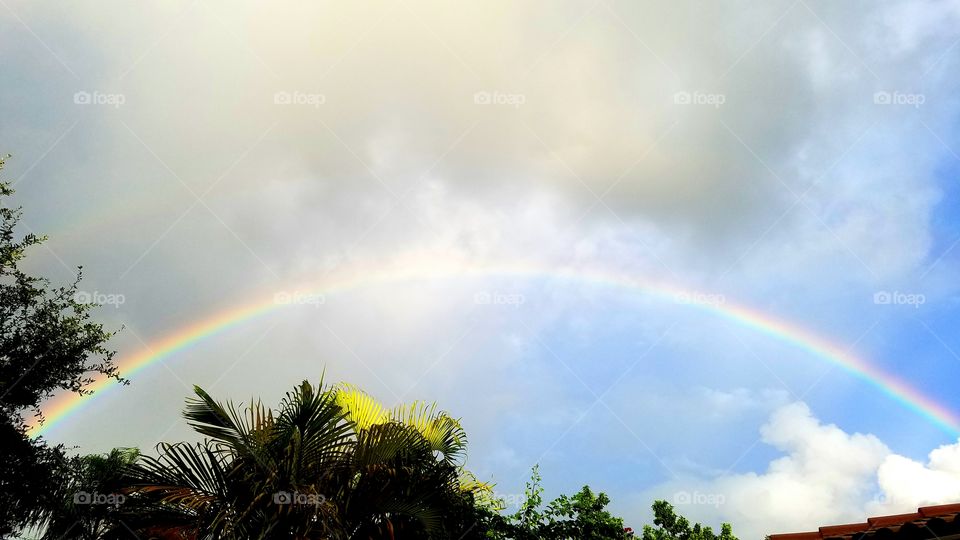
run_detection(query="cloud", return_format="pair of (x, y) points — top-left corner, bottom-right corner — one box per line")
(869, 443), (960, 514)
(646, 401), (960, 539)
(6, 0), (958, 278)
(3, 1), (959, 363)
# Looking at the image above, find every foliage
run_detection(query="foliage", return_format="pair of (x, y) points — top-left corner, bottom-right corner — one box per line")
(118, 380), (492, 539)
(37, 448), (141, 540)
(543, 485), (629, 539)
(0, 156), (123, 536)
(486, 465), (633, 539)
(641, 500), (738, 540)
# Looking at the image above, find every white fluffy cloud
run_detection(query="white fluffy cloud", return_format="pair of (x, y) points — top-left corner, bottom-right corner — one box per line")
(647, 402), (960, 539)
(870, 444), (960, 514)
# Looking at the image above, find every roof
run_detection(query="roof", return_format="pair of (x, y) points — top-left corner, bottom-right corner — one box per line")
(767, 503), (960, 540)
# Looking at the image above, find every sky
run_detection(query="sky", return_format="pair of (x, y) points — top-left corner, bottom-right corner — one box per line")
(3, 0), (960, 537)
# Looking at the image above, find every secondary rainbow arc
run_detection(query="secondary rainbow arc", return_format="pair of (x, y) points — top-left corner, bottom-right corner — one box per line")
(28, 256), (960, 438)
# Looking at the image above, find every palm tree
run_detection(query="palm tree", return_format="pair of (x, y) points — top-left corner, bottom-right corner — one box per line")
(36, 448), (140, 540)
(118, 379), (490, 539)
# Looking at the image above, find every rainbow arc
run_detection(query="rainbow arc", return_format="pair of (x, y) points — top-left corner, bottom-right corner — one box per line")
(28, 254), (960, 438)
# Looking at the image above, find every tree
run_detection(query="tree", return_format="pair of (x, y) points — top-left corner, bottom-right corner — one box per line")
(119, 379), (492, 539)
(0, 155), (124, 535)
(38, 448), (141, 540)
(487, 465), (633, 539)
(515, 464), (545, 535)
(543, 485), (629, 539)
(642, 500), (737, 540)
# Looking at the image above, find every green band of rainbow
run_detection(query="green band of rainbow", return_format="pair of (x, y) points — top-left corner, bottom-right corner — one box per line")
(28, 257), (960, 438)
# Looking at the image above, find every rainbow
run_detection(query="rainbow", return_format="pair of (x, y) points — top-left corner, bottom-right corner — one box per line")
(28, 253), (960, 438)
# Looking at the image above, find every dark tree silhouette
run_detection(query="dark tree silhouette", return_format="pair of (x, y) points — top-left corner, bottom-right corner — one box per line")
(0, 155), (124, 535)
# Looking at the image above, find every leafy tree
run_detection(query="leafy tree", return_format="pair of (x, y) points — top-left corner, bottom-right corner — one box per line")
(118, 380), (492, 539)
(487, 465), (632, 539)
(642, 500), (737, 540)
(38, 448), (141, 540)
(514, 464), (545, 535)
(543, 485), (628, 539)
(0, 156), (123, 535)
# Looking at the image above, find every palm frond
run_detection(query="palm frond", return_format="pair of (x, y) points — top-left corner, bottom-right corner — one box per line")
(390, 401), (468, 464)
(333, 383), (389, 431)
(126, 441), (231, 511)
(274, 380), (354, 479)
(351, 422), (432, 468)
(184, 386), (274, 453)
(458, 468), (495, 495)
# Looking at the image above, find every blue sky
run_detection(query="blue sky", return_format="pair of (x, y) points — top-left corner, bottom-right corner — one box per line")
(3, 1), (960, 537)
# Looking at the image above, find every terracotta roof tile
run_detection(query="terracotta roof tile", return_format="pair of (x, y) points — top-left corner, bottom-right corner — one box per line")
(820, 522), (871, 537)
(767, 503), (960, 539)
(919, 503), (960, 517)
(768, 532), (823, 540)
(868, 513), (923, 527)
